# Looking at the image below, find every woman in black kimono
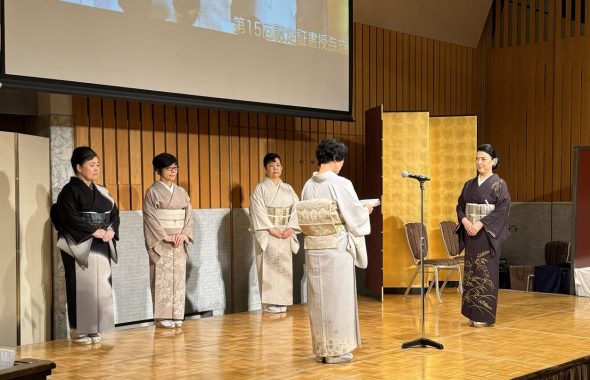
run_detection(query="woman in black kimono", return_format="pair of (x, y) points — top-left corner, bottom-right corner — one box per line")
(456, 144), (510, 327)
(51, 147), (120, 344)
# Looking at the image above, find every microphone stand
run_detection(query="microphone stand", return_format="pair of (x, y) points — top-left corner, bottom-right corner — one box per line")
(402, 178), (444, 350)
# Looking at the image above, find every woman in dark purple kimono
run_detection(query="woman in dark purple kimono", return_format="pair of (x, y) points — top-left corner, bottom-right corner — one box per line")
(456, 144), (511, 327)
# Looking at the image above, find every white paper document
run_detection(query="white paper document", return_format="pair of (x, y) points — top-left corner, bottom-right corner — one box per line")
(361, 199), (381, 207)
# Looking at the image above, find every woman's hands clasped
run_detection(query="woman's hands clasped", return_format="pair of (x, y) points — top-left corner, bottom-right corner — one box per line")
(164, 233), (189, 247)
(462, 217), (484, 236)
(92, 228), (116, 242)
(269, 227), (294, 239)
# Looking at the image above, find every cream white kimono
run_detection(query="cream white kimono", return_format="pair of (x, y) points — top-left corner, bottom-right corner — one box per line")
(249, 177), (300, 306)
(143, 182), (193, 320)
(300, 171), (371, 357)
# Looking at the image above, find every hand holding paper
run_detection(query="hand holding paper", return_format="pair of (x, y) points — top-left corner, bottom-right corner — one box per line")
(361, 199), (381, 207)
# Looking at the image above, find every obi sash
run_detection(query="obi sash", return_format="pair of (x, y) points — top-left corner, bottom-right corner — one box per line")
(295, 198), (345, 250)
(266, 206), (292, 227)
(58, 211), (116, 268)
(80, 211), (112, 229)
(156, 209), (186, 229)
(466, 202), (495, 224)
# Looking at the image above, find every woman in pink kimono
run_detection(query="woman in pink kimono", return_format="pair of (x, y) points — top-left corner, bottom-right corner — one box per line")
(143, 153), (193, 328)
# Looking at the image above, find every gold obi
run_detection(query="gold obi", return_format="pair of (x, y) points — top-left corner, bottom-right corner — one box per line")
(156, 209), (186, 229)
(267, 206), (291, 227)
(295, 198), (345, 250)
(466, 202), (495, 224)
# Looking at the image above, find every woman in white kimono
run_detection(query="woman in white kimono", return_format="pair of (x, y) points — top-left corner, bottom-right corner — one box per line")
(299, 139), (372, 364)
(249, 153), (300, 313)
(51, 147), (119, 345)
(143, 153), (193, 328)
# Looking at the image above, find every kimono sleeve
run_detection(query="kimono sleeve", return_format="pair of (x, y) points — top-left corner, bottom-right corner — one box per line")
(108, 199), (120, 239)
(286, 185), (301, 233)
(481, 179), (511, 247)
(142, 188), (169, 251)
(181, 189), (194, 242)
(456, 181), (468, 224)
(56, 186), (96, 244)
(336, 179), (370, 236)
(249, 184), (274, 231)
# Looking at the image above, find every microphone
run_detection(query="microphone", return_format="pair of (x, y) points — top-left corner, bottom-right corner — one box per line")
(401, 170), (430, 181)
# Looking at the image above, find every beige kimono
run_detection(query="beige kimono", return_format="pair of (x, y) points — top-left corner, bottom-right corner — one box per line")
(143, 182), (193, 320)
(249, 177), (300, 306)
(300, 171), (371, 358)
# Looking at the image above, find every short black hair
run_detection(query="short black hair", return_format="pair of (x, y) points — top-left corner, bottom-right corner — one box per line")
(263, 153), (281, 167)
(153, 153), (178, 174)
(477, 143), (500, 167)
(316, 139), (348, 164)
(71, 146), (98, 173)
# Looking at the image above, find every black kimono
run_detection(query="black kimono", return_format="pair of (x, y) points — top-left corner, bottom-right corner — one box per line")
(52, 177), (119, 336)
(456, 174), (511, 324)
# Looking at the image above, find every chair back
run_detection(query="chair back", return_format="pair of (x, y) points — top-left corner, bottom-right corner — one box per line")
(439, 220), (464, 258)
(404, 223), (428, 263)
(545, 241), (570, 265)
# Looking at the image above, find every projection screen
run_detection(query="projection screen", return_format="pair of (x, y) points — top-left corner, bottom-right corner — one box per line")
(0, 0), (352, 120)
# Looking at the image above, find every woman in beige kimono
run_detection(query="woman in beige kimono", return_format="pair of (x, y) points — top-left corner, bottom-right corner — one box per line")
(143, 153), (193, 328)
(299, 139), (372, 364)
(249, 153), (300, 313)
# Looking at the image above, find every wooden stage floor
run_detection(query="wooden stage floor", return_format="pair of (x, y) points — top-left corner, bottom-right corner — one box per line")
(15, 289), (590, 379)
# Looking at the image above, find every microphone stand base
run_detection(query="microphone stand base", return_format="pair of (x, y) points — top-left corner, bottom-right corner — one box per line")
(401, 338), (444, 350)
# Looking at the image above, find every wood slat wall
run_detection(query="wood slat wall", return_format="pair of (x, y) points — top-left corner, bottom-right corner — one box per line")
(73, 22), (481, 211)
(483, 0), (590, 202)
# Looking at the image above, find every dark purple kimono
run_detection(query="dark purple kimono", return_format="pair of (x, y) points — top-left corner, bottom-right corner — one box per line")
(456, 174), (511, 324)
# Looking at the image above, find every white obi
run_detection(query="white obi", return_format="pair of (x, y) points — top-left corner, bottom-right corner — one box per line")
(466, 202), (495, 224)
(157, 209), (186, 229)
(296, 198), (345, 250)
(266, 206), (291, 227)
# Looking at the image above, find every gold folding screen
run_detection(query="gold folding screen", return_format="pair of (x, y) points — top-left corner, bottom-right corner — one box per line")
(381, 113), (476, 288)
(428, 116), (478, 281)
(382, 112), (430, 287)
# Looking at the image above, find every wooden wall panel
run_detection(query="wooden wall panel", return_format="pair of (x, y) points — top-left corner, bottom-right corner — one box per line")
(73, 97), (89, 147)
(209, 110), (221, 209)
(88, 97), (104, 185)
(72, 22), (480, 211)
(482, 0), (590, 202)
(187, 108), (200, 207)
(141, 103), (155, 196)
(218, 111), (231, 208)
(153, 104), (165, 158)
(198, 110), (211, 208)
(175, 106), (189, 192)
(128, 101), (142, 210)
(115, 100), (129, 210)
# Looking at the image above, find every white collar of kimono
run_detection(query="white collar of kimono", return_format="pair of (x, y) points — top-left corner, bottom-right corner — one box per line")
(157, 181), (174, 193)
(311, 170), (338, 182)
(263, 176), (283, 188)
(478, 173), (493, 186)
